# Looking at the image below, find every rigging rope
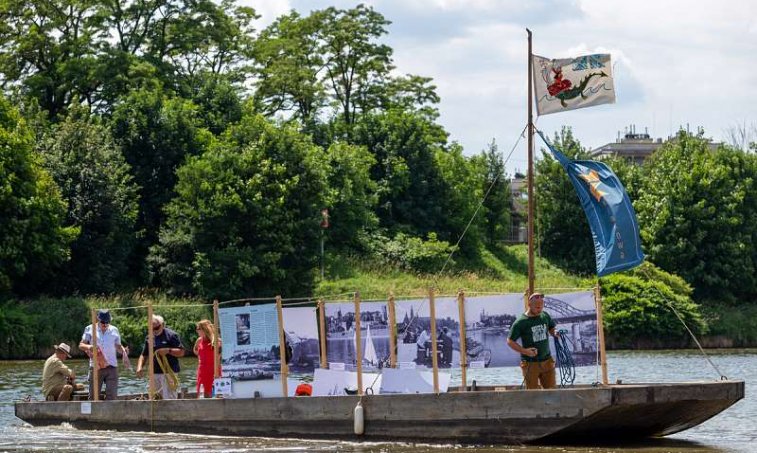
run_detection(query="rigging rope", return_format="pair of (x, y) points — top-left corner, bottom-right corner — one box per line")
(431, 124), (528, 286)
(553, 329), (576, 388)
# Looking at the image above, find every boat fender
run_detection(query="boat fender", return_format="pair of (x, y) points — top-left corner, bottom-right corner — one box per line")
(354, 400), (364, 435)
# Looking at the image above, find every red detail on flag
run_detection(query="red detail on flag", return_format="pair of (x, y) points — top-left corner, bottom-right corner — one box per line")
(547, 67), (572, 96)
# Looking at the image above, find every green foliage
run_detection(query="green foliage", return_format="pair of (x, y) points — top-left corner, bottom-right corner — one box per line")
(150, 113), (328, 299)
(0, 301), (36, 359)
(365, 232), (455, 274)
(0, 0), (257, 118)
(702, 304), (757, 346)
(636, 130), (756, 301)
(536, 127), (594, 275)
(600, 263), (704, 347)
(470, 140), (512, 246)
(253, 5), (438, 126)
(323, 142), (378, 248)
(38, 108), (139, 294)
(110, 90), (211, 282)
(350, 110), (460, 240)
(0, 96), (77, 296)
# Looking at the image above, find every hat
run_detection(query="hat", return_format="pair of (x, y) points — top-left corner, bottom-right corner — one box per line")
(97, 309), (111, 324)
(529, 292), (545, 302)
(54, 343), (72, 358)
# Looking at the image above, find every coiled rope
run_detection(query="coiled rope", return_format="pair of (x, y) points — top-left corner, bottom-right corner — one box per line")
(553, 329), (576, 388)
(155, 354), (180, 393)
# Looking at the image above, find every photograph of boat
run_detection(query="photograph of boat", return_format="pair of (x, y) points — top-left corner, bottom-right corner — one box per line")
(325, 301), (391, 370)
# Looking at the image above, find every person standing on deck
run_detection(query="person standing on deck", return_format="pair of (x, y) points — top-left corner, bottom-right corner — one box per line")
(507, 293), (559, 389)
(42, 343), (76, 401)
(79, 309), (128, 400)
(136, 314), (185, 399)
(193, 319), (221, 398)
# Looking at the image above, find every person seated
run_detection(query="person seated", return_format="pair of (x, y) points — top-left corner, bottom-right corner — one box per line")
(42, 343), (76, 401)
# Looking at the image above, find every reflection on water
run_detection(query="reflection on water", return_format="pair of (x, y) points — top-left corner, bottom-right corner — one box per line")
(1, 350), (755, 452)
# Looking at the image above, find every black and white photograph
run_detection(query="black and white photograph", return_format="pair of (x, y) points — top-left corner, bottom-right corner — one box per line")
(281, 306), (321, 374)
(544, 291), (598, 367)
(463, 292), (598, 368)
(325, 301), (390, 371)
(235, 313), (250, 346)
(395, 297), (461, 369)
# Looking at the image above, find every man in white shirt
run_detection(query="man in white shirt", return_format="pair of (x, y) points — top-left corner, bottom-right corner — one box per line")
(79, 310), (128, 400)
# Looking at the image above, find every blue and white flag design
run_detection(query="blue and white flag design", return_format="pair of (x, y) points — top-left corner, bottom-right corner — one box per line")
(537, 131), (644, 276)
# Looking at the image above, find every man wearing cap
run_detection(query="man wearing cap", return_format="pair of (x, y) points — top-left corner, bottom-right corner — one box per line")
(507, 292), (559, 389)
(42, 343), (76, 401)
(79, 309), (128, 400)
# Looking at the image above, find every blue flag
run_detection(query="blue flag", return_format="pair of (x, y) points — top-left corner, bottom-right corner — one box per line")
(537, 131), (644, 276)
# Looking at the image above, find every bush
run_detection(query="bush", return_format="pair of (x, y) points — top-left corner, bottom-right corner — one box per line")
(600, 263), (705, 347)
(367, 232), (456, 273)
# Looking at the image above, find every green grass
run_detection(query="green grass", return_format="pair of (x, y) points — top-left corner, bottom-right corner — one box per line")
(315, 244), (594, 300)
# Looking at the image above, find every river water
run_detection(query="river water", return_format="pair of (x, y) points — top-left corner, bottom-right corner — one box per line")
(0, 349), (753, 452)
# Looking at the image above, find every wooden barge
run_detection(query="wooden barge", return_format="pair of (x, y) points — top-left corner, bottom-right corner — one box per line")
(14, 380), (744, 444)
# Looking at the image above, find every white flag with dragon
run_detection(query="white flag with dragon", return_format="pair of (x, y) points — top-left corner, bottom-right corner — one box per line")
(532, 54), (615, 116)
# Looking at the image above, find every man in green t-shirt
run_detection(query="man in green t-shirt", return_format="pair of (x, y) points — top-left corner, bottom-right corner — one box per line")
(507, 292), (559, 389)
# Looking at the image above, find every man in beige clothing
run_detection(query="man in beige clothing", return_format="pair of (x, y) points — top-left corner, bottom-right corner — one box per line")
(42, 343), (76, 401)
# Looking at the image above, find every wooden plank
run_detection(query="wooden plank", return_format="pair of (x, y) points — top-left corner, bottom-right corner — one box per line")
(594, 284), (609, 385)
(276, 296), (288, 397)
(90, 309), (99, 402)
(354, 292), (363, 395)
(429, 288), (439, 394)
(457, 290), (467, 391)
(213, 300), (220, 379)
(318, 299), (328, 369)
(147, 302), (155, 400)
(387, 293), (397, 368)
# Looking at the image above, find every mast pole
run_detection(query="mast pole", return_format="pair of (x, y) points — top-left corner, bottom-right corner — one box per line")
(527, 28), (535, 298)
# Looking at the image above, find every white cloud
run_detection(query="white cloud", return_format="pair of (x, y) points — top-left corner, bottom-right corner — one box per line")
(238, 1), (757, 172)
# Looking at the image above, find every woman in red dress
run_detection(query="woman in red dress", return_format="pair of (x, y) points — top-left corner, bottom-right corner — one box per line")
(193, 319), (221, 398)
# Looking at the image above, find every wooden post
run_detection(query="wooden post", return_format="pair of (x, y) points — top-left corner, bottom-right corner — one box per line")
(276, 296), (288, 397)
(354, 292), (363, 395)
(318, 299), (328, 369)
(213, 300), (220, 379)
(90, 309), (99, 401)
(457, 290), (467, 392)
(429, 288), (439, 394)
(387, 293), (397, 368)
(147, 302), (155, 400)
(526, 28), (535, 298)
(594, 284), (609, 385)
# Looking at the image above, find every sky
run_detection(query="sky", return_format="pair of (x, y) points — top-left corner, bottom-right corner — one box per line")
(241, 0), (757, 174)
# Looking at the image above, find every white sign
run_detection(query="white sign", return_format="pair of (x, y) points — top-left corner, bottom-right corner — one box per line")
(329, 362), (345, 371)
(80, 402), (91, 414)
(213, 378), (232, 397)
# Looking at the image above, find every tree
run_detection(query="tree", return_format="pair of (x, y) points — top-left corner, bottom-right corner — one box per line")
(0, 0), (101, 118)
(0, 95), (77, 295)
(0, 0), (258, 117)
(535, 126), (595, 275)
(313, 5), (393, 125)
(149, 113), (328, 299)
(636, 130), (756, 302)
(350, 110), (450, 237)
(322, 142), (378, 248)
(253, 11), (326, 124)
(471, 140), (511, 246)
(110, 89), (211, 282)
(38, 107), (139, 294)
